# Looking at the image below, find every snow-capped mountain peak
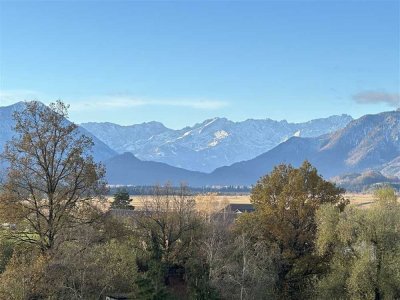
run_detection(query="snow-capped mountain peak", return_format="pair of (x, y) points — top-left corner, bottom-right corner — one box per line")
(208, 130), (230, 147)
(81, 114), (353, 172)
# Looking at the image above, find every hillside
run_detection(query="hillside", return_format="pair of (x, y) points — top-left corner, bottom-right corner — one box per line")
(208, 110), (400, 185)
(381, 156), (400, 178)
(104, 152), (207, 186)
(331, 170), (400, 192)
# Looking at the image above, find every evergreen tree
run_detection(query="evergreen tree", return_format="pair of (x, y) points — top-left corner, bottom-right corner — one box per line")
(111, 188), (134, 209)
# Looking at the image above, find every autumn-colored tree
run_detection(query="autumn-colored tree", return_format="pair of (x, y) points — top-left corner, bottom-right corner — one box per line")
(239, 161), (347, 298)
(0, 101), (106, 253)
(0, 226), (138, 299)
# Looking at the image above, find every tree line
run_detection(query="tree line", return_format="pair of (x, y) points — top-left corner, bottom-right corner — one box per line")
(108, 185), (251, 197)
(0, 101), (399, 299)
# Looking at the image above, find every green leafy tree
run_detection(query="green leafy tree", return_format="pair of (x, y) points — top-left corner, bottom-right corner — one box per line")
(111, 188), (134, 209)
(239, 161), (347, 298)
(316, 186), (400, 299)
(373, 185), (397, 204)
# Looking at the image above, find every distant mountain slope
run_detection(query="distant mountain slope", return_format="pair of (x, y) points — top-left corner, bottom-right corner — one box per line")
(320, 111), (400, 172)
(104, 152), (207, 186)
(208, 136), (326, 185)
(381, 156), (400, 177)
(81, 114), (352, 172)
(99, 110), (400, 187)
(331, 170), (400, 192)
(2, 102), (397, 188)
(208, 110), (400, 185)
(0, 102), (117, 162)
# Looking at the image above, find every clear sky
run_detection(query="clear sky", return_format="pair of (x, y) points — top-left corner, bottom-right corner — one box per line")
(0, 0), (399, 129)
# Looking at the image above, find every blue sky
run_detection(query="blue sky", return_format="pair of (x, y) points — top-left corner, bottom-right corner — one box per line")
(0, 0), (399, 129)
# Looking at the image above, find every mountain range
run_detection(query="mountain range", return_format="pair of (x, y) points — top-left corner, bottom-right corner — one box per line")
(1, 101), (399, 188)
(81, 115), (352, 172)
(207, 110), (400, 185)
(104, 110), (400, 186)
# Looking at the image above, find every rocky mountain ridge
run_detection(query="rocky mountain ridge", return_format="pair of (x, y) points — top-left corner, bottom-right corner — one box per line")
(81, 114), (353, 172)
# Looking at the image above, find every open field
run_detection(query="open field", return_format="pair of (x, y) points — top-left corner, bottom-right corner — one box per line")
(105, 195), (251, 209)
(345, 193), (376, 208)
(208, 193), (398, 209)
(107, 193), (399, 209)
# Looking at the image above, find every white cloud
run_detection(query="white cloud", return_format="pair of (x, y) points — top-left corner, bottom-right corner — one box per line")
(0, 91), (229, 111)
(0, 89), (43, 106)
(70, 96), (229, 111)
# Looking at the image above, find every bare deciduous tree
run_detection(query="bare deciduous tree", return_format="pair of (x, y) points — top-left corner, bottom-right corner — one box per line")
(0, 101), (106, 253)
(195, 193), (228, 223)
(135, 184), (200, 266)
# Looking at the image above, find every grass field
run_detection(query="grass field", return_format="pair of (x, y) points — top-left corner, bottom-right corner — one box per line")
(207, 193), (396, 209)
(345, 193), (377, 208)
(107, 193), (398, 209)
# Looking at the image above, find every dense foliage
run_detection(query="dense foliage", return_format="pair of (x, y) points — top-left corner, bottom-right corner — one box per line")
(316, 186), (400, 299)
(237, 161), (348, 298)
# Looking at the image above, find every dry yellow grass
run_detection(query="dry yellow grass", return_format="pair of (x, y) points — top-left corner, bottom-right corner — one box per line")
(216, 193), (400, 209)
(191, 194), (379, 208)
(345, 193), (376, 209)
(105, 196), (144, 208)
(106, 193), (399, 210)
